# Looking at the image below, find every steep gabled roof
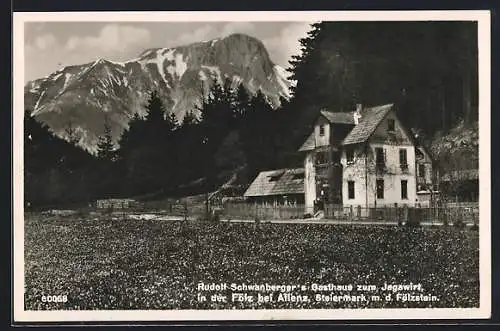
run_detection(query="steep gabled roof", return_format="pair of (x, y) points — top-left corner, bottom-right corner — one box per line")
(298, 110), (355, 152)
(320, 110), (355, 125)
(342, 103), (394, 145)
(244, 168), (304, 197)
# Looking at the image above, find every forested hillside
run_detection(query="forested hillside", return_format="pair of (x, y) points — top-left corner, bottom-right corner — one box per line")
(284, 21), (478, 148)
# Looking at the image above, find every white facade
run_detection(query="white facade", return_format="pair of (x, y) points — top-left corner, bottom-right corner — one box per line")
(304, 153), (316, 212)
(303, 107), (424, 211)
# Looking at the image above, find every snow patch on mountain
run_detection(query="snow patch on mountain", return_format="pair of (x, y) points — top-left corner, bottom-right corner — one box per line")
(155, 49), (174, 86)
(175, 53), (188, 78)
(62, 73), (73, 89)
(198, 70), (208, 81)
(166, 53), (188, 80)
(232, 75), (243, 86)
(248, 77), (255, 89)
(51, 72), (63, 81)
(107, 59), (126, 67)
(32, 90), (46, 116)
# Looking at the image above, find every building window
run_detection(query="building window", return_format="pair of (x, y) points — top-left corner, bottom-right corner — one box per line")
(401, 180), (408, 199)
(376, 179), (384, 199)
(346, 149), (354, 164)
(418, 164), (426, 178)
(388, 119), (395, 132)
(399, 149), (408, 171)
(319, 124), (325, 136)
(348, 181), (355, 199)
(375, 148), (385, 167)
(316, 151), (329, 165)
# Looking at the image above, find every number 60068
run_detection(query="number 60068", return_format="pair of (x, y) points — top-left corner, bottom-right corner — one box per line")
(41, 295), (67, 303)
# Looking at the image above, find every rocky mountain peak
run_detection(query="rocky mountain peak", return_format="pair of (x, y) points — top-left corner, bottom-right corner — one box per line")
(24, 33), (292, 153)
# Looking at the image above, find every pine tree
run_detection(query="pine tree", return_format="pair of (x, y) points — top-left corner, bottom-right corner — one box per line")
(145, 90), (166, 122)
(233, 83), (251, 121)
(96, 115), (115, 162)
(25, 113), (96, 205)
(240, 89), (275, 176)
(165, 111), (178, 132)
(182, 110), (198, 127)
(65, 121), (79, 144)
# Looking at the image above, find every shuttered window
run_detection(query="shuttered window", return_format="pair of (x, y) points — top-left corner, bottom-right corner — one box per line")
(348, 181), (355, 199)
(401, 180), (408, 199)
(376, 179), (384, 199)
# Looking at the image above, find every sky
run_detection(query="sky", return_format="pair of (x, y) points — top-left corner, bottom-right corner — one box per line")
(24, 21), (314, 83)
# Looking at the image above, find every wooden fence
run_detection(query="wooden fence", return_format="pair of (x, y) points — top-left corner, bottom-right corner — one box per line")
(220, 202), (479, 225)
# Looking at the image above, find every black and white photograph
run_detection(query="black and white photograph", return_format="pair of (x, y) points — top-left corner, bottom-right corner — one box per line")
(13, 11), (491, 322)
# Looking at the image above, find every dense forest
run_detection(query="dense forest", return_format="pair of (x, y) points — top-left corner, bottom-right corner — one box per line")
(24, 21), (479, 206)
(286, 21), (478, 145)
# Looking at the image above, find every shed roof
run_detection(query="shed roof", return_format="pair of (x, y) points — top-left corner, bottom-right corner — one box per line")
(244, 168), (305, 197)
(342, 103), (394, 145)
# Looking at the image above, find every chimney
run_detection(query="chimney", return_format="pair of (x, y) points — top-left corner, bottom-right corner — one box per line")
(353, 103), (362, 125)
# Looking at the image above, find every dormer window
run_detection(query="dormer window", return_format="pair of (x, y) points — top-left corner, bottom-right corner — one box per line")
(388, 119), (395, 132)
(319, 124), (325, 136)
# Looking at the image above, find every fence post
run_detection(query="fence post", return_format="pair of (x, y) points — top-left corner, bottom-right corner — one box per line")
(394, 203), (398, 223)
(184, 200), (188, 222)
(357, 205), (361, 219)
(403, 205), (408, 225)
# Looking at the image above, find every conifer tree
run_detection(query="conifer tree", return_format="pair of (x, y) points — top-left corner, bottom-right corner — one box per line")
(166, 111), (179, 131)
(96, 115), (115, 162)
(233, 83), (251, 122)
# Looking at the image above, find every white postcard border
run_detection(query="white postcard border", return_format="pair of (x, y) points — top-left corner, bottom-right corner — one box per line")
(13, 10), (491, 322)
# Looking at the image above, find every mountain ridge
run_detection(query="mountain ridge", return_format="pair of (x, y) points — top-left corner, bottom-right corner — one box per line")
(24, 33), (292, 153)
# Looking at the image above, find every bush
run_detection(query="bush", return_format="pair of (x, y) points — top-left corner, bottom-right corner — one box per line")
(453, 220), (466, 229)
